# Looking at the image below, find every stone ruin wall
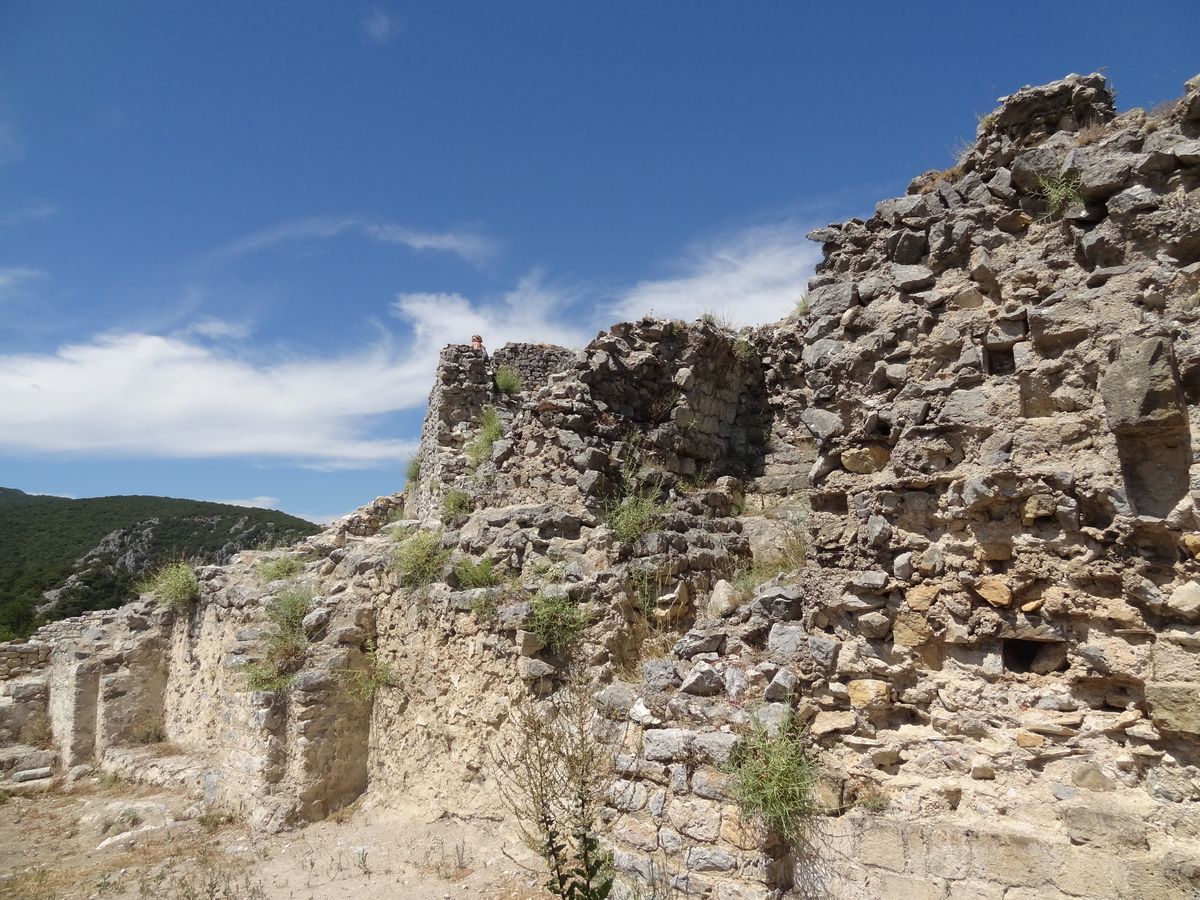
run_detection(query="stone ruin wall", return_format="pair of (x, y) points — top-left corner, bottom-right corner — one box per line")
(1, 72), (1200, 899)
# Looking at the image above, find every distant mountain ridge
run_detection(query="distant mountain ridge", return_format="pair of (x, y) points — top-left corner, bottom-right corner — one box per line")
(0, 488), (320, 638)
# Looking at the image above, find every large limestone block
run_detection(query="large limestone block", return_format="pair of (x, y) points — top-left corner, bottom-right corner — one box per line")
(1166, 581), (1200, 622)
(974, 576), (1012, 608)
(893, 610), (933, 647)
(1144, 681), (1200, 735)
(1100, 335), (1187, 432)
(847, 679), (891, 709)
(940, 389), (989, 425)
(840, 445), (891, 474)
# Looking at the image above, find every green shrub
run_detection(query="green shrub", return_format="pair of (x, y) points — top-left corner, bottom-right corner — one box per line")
(1036, 170), (1082, 220)
(494, 365), (524, 396)
(405, 455), (422, 484)
(529, 594), (586, 654)
(141, 562), (199, 611)
(725, 711), (817, 845)
(243, 660), (295, 692)
(795, 293), (810, 316)
(256, 556), (303, 583)
(389, 530), (449, 588)
(733, 337), (755, 362)
(241, 585), (313, 692)
(603, 494), (665, 544)
(339, 640), (395, 703)
(264, 585), (312, 666)
(465, 406), (504, 467)
(453, 556), (499, 588)
(441, 489), (472, 523)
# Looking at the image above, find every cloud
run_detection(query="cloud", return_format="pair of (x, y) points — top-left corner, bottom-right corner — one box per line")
(363, 222), (497, 268)
(184, 317), (253, 341)
(0, 331), (423, 468)
(391, 269), (591, 351)
(217, 215), (497, 267)
(361, 7), (401, 44)
(0, 206), (57, 227)
(0, 272), (584, 469)
(0, 267), (48, 301)
(612, 223), (820, 327)
(217, 496), (281, 510)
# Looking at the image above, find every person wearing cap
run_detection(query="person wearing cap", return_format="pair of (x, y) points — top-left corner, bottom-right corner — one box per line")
(470, 334), (489, 361)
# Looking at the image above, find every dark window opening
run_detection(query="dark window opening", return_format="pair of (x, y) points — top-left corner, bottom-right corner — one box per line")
(1002, 638), (1043, 673)
(985, 347), (1016, 376)
(812, 493), (849, 514)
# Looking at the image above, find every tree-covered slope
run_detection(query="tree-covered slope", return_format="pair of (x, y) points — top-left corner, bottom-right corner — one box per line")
(0, 489), (320, 638)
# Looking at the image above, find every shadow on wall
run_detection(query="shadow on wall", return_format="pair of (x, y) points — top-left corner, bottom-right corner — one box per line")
(1102, 334), (1193, 518)
(1116, 427), (1192, 518)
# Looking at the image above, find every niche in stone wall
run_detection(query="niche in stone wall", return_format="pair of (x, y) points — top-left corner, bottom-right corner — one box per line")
(1002, 638), (1067, 674)
(1116, 428), (1191, 518)
(811, 492), (849, 514)
(985, 346), (1016, 376)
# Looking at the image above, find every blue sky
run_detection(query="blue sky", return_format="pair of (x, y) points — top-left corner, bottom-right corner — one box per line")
(1, 2), (1196, 522)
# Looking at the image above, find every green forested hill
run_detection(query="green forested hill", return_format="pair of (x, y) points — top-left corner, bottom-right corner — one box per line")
(0, 488), (320, 639)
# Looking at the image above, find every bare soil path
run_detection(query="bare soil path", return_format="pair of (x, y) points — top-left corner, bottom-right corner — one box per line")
(0, 780), (544, 900)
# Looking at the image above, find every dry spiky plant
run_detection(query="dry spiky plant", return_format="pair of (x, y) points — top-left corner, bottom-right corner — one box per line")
(491, 674), (616, 899)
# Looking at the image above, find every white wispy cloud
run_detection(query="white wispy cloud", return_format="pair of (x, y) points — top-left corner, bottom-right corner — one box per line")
(0, 272), (584, 469)
(0, 267), (48, 301)
(361, 7), (401, 44)
(217, 495), (281, 510)
(0, 331), (421, 468)
(0, 205), (57, 227)
(216, 215), (497, 267)
(612, 222), (820, 327)
(184, 317), (253, 341)
(391, 269), (591, 351)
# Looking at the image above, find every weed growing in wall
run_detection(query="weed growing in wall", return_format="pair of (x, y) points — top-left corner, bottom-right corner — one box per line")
(699, 310), (735, 331)
(725, 710), (817, 846)
(338, 639), (395, 703)
(256, 556), (304, 583)
(494, 365), (524, 396)
(729, 530), (807, 595)
(528, 594), (586, 654)
(453, 556), (499, 588)
(242, 584), (313, 692)
(441, 489), (472, 523)
(389, 530), (449, 588)
(1036, 170), (1083, 220)
(405, 455), (422, 485)
(603, 494), (666, 545)
(465, 406), (503, 468)
(733, 337), (755, 362)
(141, 562), (199, 612)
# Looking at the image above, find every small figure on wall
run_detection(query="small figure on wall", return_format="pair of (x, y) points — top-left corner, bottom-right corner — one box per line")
(470, 334), (489, 361)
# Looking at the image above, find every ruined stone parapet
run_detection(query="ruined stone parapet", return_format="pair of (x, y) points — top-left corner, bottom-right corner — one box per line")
(490, 341), (578, 387)
(0, 641), (51, 678)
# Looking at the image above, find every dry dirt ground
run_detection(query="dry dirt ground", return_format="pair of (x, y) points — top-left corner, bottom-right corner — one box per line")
(0, 777), (546, 899)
